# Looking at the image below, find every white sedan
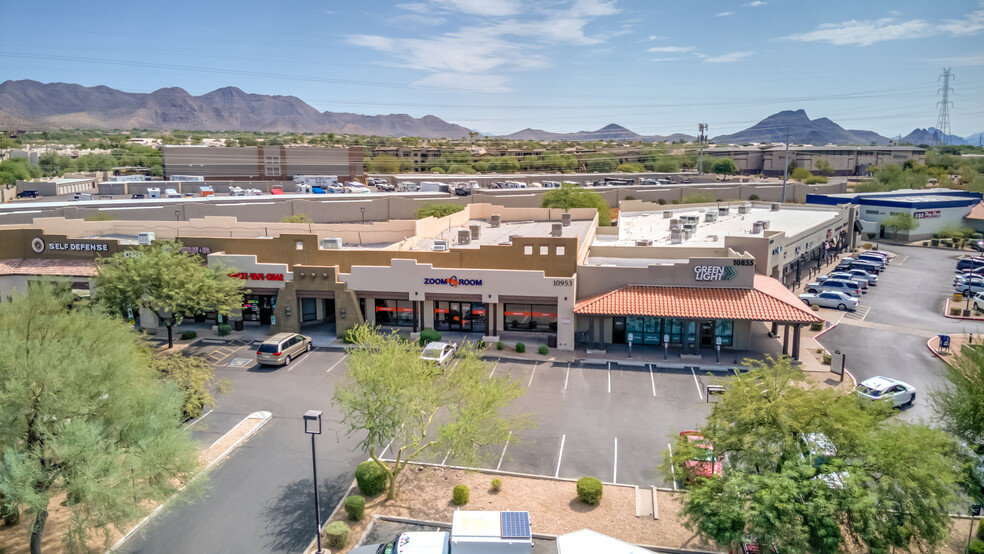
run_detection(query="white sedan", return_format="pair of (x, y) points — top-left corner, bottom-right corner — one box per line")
(855, 376), (916, 407)
(799, 291), (859, 311)
(420, 341), (457, 367)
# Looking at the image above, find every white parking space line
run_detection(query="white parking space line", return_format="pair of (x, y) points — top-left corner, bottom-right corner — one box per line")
(613, 437), (618, 484)
(649, 364), (656, 396)
(607, 362), (612, 394)
(489, 358), (500, 378)
(496, 431), (512, 471)
(667, 442), (677, 490)
(325, 354), (348, 374)
(528, 362), (537, 387)
(380, 431), (399, 458)
(286, 353), (314, 372)
(441, 450), (451, 466)
(184, 409), (213, 429)
(893, 255), (908, 265)
(555, 434), (566, 478)
(564, 363), (571, 390)
(691, 366), (704, 400)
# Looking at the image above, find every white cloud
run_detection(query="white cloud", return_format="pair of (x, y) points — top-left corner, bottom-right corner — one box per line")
(744, 1), (767, 6)
(646, 35), (666, 41)
(715, 11), (735, 17)
(650, 57), (681, 62)
(783, 3), (984, 46)
(431, 0), (522, 16)
(412, 72), (511, 93)
(646, 46), (695, 53)
(703, 51), (754, 63)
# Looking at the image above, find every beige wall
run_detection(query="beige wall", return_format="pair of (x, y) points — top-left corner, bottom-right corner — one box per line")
(577, 255), (755, 300)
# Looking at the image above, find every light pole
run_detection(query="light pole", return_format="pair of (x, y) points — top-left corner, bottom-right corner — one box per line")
(361, 206), (366, 225)
(303, 410), (324, 554)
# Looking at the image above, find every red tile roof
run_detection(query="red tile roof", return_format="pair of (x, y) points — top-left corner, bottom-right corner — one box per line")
(0, 258), (97, 277)
(574, 275), (821, 323)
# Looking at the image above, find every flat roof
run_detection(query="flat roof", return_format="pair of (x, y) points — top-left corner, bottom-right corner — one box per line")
(598, 205), (839, 247)
(818, 188), (966, 199)
(413, 219), (592, 250)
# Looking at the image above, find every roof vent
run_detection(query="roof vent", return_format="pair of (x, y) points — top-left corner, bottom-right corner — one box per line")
(771, 202), (781, 211)
(561, 212), (572, 227)
(670, 229), (683, 244)
(551, 223), (563, 237)
(635, 239), (653, 246)
(320, 237), (342, 249)
(457, 230), (471, 244)
(469, 224), (481, 239)
(663, 211), (674, 219)
(752, 222), (765, 234)
(432, 239), (449, 251)
(490, 214), (501, 228)
(704, 211), (717, 222)
(718, 206), (730, 215)
(138, 232), (155, 245)
(738, 205), (750, 215)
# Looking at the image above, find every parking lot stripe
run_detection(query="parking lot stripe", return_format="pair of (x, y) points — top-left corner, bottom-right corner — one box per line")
(564, 363), (571, 390)
(325, 354), (348, 374)
(613, 437), (618, 484)
(649, 364), (656, 396)
(441, 450), (451, 466)
(380, 435), (397, 458)
(528, 362), (537, 387)
(184, 409), (213, 429)
(489, 358), (499, 378)
(607, 362), (612, 394)
(667, 442), (677, 490)
(555, 434), (566, 478)
(691, 366), (704, 400)
(497, 431), (512, 471)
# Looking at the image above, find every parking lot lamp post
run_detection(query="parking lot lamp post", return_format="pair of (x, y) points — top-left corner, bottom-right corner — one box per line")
(303, 410), (324, 554)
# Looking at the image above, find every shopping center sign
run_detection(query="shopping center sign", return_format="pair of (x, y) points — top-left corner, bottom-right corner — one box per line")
(694, 265), (737, 281)
(423, 275), (483, 287)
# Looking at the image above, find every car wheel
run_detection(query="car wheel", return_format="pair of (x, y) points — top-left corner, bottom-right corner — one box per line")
(905, 392), (915, 407)
(837, 303), (847, 311)
(802, 300), (811, 306)
(808, 288), (818, 294)
(306, 342), (312, 352)
(284, 355), (291, 366)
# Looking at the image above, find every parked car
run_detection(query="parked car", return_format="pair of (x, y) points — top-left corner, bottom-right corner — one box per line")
(420, 341), (457, 367)
(954, 280), (984, 295)
(679, 431), (723, 482)
(818, 272), (868, 289)
(970, 240), (984, 252)
(16, 190), (38, 198)
(854, 253), (887, 269)
(971, 292), (984, 311)
(855, 376), (916, 407)
(956, 257), (984, 271)
(806, 279), (862, 297)
(953, 273), (984, 286)
(799, 291), (858, 311)
(840, 268), (878, 286)
(860, 250), (891, 260)
(837, 259), (881, 275)
(255, 333), (312, 367)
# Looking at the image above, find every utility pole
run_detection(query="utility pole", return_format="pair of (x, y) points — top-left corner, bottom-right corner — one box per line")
(697, 123), (708, 175)
(936, 68), (953, 146)
(781, 128), (791, 203)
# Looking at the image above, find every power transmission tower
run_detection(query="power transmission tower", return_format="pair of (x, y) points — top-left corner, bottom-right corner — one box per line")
(936, 68), (954, 146)
(697, 123), (708, 175)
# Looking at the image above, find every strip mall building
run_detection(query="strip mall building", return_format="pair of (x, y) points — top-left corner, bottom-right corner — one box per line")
(0, 199), (854, 360)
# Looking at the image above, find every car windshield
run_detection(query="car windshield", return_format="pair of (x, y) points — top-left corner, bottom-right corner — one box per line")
(421, 345), (443, 358)
(856, 384), (883, 397)
(257, 344), (279, 353)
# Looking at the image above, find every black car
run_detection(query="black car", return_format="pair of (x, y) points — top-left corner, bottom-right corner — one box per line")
(454, 187), (471, 196)
(16, 190), (38, 198)
(131, 193), (145, 199)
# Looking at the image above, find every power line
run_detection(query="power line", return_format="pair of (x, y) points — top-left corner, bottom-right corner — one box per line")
(936, 68), (954, 146)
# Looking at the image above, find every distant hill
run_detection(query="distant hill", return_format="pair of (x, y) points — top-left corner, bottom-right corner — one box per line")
(0, 80), (474, 138)
(713, 109), (891, 146)
(500, 123), (695, 143)
(900, 127), (980, 146)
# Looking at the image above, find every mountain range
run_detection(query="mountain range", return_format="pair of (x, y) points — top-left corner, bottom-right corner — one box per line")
(0, 81), (981, 146)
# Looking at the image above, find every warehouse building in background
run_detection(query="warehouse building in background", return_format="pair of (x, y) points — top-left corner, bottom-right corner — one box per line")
(162, 145), (364, 182)
(705, 146), (926, 177)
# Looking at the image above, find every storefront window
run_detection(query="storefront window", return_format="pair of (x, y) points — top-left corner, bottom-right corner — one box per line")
(503, 303), (557, 333)
(375, 299), (413, 327)
(433, 302), (486, 333)
(715, 319), (734, 346)
(628, 316), (663, 344)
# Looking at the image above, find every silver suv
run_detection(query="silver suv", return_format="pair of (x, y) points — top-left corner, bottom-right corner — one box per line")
(256, 333), (312, 366)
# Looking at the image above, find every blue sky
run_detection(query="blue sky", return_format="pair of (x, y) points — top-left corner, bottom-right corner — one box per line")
(1, 0), (983, 138)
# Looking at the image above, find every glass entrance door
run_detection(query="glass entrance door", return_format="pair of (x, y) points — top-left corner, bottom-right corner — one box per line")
(700, 321), (715, 348)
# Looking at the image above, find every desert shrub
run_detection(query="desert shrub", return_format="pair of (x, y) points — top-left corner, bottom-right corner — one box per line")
(657, 198), (666, 205)
(682, 191), (714, 204)
(748, 194), (760, 201)
(951, 307), (963, 316)
(180, 330), (197, 340)
(83, 212), (117, 222)
(538, 345), (549, 355)
(804, 175), (828, 184)
(281, 213), (313, 223)
(452, 484), (470, 506)
(355, 460), (388, 496)
(811, 305), (819, 311)
(931, 238), (940, 246)
(576, 476), (603, 505)
(515, 342), (526, 353)
(217, 324), (231, 336)
(496, 341), (505, 350)
(969, 540), (984, 554)
(491, 478), (502, 492)
(416, 203), (464, 219)
(477, 340), (487, 349)
(822, 353), (832, 365)
(419, 328), (442, 346)
(324, 521), (350, 550)
(344, 495), (365, 521)
(810, 322), (823, 331)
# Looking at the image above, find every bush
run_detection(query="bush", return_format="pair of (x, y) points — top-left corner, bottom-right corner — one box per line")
(281, 213), (313, 223)
(931, 238), (940, 246)
(491, 478), (502, 492)
(804, 175), (828, 184)
(416, 203), (465, 219)
(143, 328), (158, 336)
(810, 322), (823, 331)
(682, 192), (715, 204)
(343, 328), (357, 344)
(576, 476), (603, 505)
(343, 495), (365, 521)
(979, 519), (984, 540)
(355, 460), (388, 497)
(538, 345), (549, 355)
(951, 307), (963, 316)
(180, 330), (197, 340)
(452, 484), (470, 506)
(477, 340), (487, 349)
(515, 342), (526, 353)
(419, 328), (442, 346)
(748, 194), (760, 201)
(324, 521), (350, 550)
(657, 198), (666, 205)
(969, 539), (984, 554)
(811, 304), (820, 312)
(496, 341), (505, 351)
(922, 241), (928, 246)
(822, 353), (832, 365)
(932, 233), (940, 239)
(217, 324), (231, 336)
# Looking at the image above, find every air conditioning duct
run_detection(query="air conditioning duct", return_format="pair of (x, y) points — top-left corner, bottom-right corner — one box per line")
(663, 211), (674, 219)
(457, 230), (471, 244)
(771, 203), (781, 211)
(320, 237), (343, 249)
(738, 205), (749, 215)
(705, 212), (717, 222)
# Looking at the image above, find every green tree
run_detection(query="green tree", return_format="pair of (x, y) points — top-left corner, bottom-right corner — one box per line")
(880, 213), (918, 239)
(0, 158), (36, 185)
(814, 158), (834, 176)
(583, 153), (618, 173)
(150, 352), (230, 420)
(616, 162), (646, 172)
(0, 283), (200, 554)
(710, 158), (738, 175)
(663, 357), (962, 553)
(681, 191), (715, 204)
(653, 157), (681, 172)
(366, 154), (401, 174)
(333, 325), (527, 499)
(416, 203), (465, 219)
(541, 183), (611, 225)
(282, 213), (314, 223)
(791, 167), (814, 181)
(930, 346), (984, 484)
(94, 241), (245, 349)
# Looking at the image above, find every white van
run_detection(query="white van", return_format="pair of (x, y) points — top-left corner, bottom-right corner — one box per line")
(73, 193), (92, 201)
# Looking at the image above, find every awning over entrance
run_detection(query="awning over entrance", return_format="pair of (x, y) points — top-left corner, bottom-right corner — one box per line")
(574, 275), (822, 324)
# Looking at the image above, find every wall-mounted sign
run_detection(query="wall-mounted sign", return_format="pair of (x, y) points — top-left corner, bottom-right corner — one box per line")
(231, 272), (284, 281)
(423, 276), (482, 287)
(732, 259), (755, 267)
(31, 238), (108, 253)
(914, 210), (941, 219)
(694, 265), (737, 281)
(181, 246), (212, 255)
(553, 279), (574, 286)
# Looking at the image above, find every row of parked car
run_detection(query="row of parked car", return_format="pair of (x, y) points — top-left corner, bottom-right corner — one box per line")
(952, 257), (984, 309)
(798, 250), (890, 311)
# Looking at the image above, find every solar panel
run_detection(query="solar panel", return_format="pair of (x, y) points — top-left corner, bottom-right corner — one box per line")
(500, 511), (531, 539)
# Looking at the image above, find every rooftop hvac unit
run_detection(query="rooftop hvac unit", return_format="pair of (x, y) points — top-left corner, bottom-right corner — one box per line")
(561, 212), (572, 227)
(669, 218), (682, 230)
(684, 229), (694, 240)
(469, 224), (481, 239)
(759, 220), (770, 230)
(551, 223), (563, 237)
(663, 211), (674, 219)
(457, 230), (471, 244)
(635, 239), (653, 246)
(138, 232), (155, 245)
(490, 214), (501, 228)
(738, 205), (750, 215)
(705, 212), (717, 222)
(683, 222), (697, 231)
(670, 229), (683, 244)
(320, 238), (343, 249)
(433, 239), (449, 251)
(752, 222), (765, 234)
(771, 203), (781, 211)
(718, 206), (730, 215)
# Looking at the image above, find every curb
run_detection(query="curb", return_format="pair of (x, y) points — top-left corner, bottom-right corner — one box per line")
(811, 324), (857, 388)
(302, 476), (359, 554)
(942, 298), (984, 321)
(108, 411), (273, 553)
(378, 458), (639, 490)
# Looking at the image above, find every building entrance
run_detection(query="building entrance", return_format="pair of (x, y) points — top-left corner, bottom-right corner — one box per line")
(434, 302), (486, 333)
